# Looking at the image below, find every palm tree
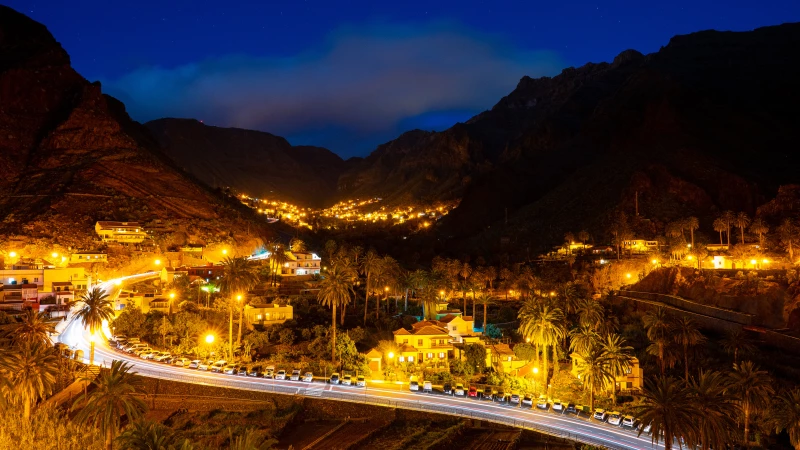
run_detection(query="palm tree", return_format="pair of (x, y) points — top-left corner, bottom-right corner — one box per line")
(116, 418), (188, 449)
(0, 341), (58, 420)
(361, 250), (380, 326)
(74, 360), (147, 450)
(672, 316), (705, 381)
(736, 212), (751, 245)
(602, 333), (633, 405)
(474, 292), (494, 332)
(8, 308), (56, 345)
(576, 298), (604, 330)
(219, 256), (260, 358)
(643, 307), (673, 375)
(721, 329), (755, 365)
(729, 360), (774, 448)
(459, 261), (472, 312)
(721, 211), (736, 246)
(575, 344), (612, 411)
(568, 325), (600, 356)
(636, 376), (696, 450)
(577, 230), (590, 251)
(713, 218), (727, 245)
(75, 287), (115, 366)
(316, 262), (356, 362)
(778, 218), (799, 261)
(686, 216), (699, 249)
(289, 237), (305, 252)
(689, 370), (737, 450)
(772, 388), (800, 450)
(519, 300), (565, 385)
(749, 218), (769, 249)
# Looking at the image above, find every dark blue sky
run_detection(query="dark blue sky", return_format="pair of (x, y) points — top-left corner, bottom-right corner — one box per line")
(13, 1), (800, 158)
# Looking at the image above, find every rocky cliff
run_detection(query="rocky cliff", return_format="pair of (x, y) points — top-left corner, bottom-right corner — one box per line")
(145, 119), (353, 207)
(0, 6), (266, 247)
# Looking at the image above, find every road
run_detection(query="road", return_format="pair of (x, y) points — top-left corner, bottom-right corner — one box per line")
(57, 274), (660, 450)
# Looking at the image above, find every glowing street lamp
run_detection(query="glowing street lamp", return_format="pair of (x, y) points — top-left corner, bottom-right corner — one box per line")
(155, 259), (162, 266)
(51, 252), (58, 259)
(205, 334), (215, 344)
(9, 251), (16, 258)
(651, 259), (659, 265)
(626, 273), (632, 279)
(388, 352), (394, 359)
(222, 249), (228, 255)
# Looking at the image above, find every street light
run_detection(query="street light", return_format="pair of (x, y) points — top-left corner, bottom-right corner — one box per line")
(205, 334), (215, 344)
(155, 259), (161, 266)
(9, 251), (16, 258)
(625, 273), (632, 279)
(51, 252), (58, 258)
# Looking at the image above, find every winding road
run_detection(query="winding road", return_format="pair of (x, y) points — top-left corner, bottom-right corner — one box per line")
(57, 274), (660, 450)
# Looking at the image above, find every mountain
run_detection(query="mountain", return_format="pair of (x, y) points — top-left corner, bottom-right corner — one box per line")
(0, 6), (266, 248)
(145, 119), (353, 208)
(341, 23), (800, 253)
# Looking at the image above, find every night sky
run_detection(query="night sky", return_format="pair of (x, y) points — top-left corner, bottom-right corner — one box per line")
(13, 1), (800, 158)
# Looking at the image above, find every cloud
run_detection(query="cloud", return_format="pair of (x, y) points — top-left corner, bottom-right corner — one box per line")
(103, 22), (562, 157)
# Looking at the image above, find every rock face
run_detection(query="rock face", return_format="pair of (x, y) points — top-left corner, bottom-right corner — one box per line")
(341, 23), (800, 250)
(0, 6), (260, 244)
(145, 119), (353, 208)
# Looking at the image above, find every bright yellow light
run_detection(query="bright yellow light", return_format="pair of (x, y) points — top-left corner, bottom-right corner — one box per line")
(439, 290), (445, 296)
(388, 352), (394, 359)
(384, 286), (389, 291)
(651, 259), (658, 265)
(626, 273), (632, 279)
(89, 333), (97, 343)
(687, 255), (693, 260)
(169, 292), (175, 299)
(687, 244), (692, 248)
(236, 294), (242, 301)
(526, 337), (531, 343)
(51, 252), (58, 258)
(222, 249), (228, 255)
(533, 367), (539, 374)
(205, 334), (215, 344)
(550, 291), (556, 297)
(155, 259), (161, 266)
(9, 252), (16, 258)
(762, 259), (769, 264)
(114, 280), (122, 286)
(751, 259), (757, 265)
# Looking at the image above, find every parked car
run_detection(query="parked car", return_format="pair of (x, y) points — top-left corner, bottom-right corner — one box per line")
(276, 369), (287, 380)
(172, 357), (191, 368)
(468, 386), (479, 398)
(154, 352), (172, 362)
(621, 415), (637, 429)
(536, 395), (549, 410)
(455, 383), (465, 396)
(198, 360), (211, 371)
(329, 373), (340, 384)
(482, 386), (493, 400)
(607, 411), (623, 426)
(640, 422), (652, 434)
(135, 348), (154, 358)
(264, 366), (275, 378)
(111, 335), (126, 342)
(510, 393), (521, 405)
(291, 369), (301, 381)
(409, 379), (419, 391)
(443, 383), (453, 395)
(303, 372), (314, 382)
(565, 403), (578, 415)
(357, 375), (367, 387)
(222, 363), (238, 375)
(422, 381), (432, 393)
(552, 399), (563, 412)
(188, 359), (202, 369)
(342, 374), (352, 386)
(125, 343), (147, 353)
(237, 366), (249, 376)
(495, 390), (508, 403)
(593, 408), (608, 421)
(210, 360), (227, 373)
(248, 365), (263, 377)
(522, 394), (534, 407)
(140, 349), (159, 359)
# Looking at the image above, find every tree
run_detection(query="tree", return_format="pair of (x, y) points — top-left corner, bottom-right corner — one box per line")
(7, 308), (56, 346)
(736, 212), (751, 245)
(74, 360), (148, 450)
(575, 344), (612, 411)
(772, 387), (800, 450)
(689, 370), (736, 450)
(672, 316), (705, 381)
(219, 256), (259, 358)
(602, 333), (633, 405)
(289, 237), (305, 252)
(609, 212), (633, 260)
(577, 230), (590, 251)
(464, 343), (487, 374)
(721, 211), (736, 246)
(749, 218), (769, 249)
(361, 250), (380, 326)
(713, 218), (727, 245)
(459, 261), (472, 312)
(635, 376), (696, 450)
(519, 300), (565, 385)
(474, 292), (494, 332)
(686, 216), (699, 249)
(778, 218), (799, 261)
(569, 325), (600, 357)
(75, 287), (115, 366)
(316, 262), (356, 362)
(0, 342), (58, 421)
(577, 298), (604, 330)
(643, 307), (672, 375)
(721, 329), (755, 365)
(113, 307), (148, 338)
(116, 418), (190, 450)
(729, 360), (774, 448)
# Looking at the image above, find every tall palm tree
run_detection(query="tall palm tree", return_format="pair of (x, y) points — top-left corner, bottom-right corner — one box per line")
(74, 360), (147, 450)
(116, 418), (186, 450)
(361, 250), (380, 326)
(0, 341), (57, 420)
(720, 211), (736, 246)
(729, 361), (774, 448)
(75, 287), (114, 366)
(772, 387), (800, 450)
(519, 300), (565, 386)
(686, 216), (699, 249)
(778, 218), (799, 261)
(576, 298), (604, 330)
(689, 370), (737, 450)
(636, 376), (696, 450)
(557, 281), (580, 315)
(577, 230), (590, 251)
(289, 237), (306, 252)
(672, 316), (705, 381)
(8, 308), (57, 346)
(575, 344), (612, 411)
(316, 263), (356, 362)
(749, 218), (769, 249)
(721, 329), (755, 365)
(474, 292), (494, 332)
(219, 256), (259, 357)
(736, 212), (751, 245)
(643, 307), (673, 375)
(602, 333), (633, 405)
(459, 261), (472, 312)
(568, 325), (600, 356)
(713, 218), (727, 245)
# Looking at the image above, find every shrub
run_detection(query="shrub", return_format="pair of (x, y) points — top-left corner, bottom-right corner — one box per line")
(278, 329), (295, 346)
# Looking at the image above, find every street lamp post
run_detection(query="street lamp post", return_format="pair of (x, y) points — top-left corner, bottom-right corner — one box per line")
(205, 334), (215, 359)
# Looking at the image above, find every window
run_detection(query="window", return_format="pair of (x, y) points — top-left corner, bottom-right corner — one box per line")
(427, 353), (433, 359)
(403, 339), (408, 344)
(256, 314), (263, 320)
(407, 356), (414, 362)
(451, 326), (457, 331)
(399, 356), (405, 362)
(417, 339), (423, 346)
(34, 278), (39, 282)
(507, 356), (512, 362)
(625, 367), (632, 374)
(438, 352), (445, 359)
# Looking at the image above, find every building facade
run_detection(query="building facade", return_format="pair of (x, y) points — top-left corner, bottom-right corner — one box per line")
(244, 303), (293, 326)
(95, 221), (147, 243)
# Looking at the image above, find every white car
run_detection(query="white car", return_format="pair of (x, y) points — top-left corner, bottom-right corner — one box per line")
(188, 359), (202, 369)
(607, 411), (622, 426)
(291, 369), (301, 381)
(342, 374), (352, 386)
(536, 395), (549, 409)
(154, 352), (172, 362)
(126, 343), (147, 353)
(276, 370), (287, 380)
(173, 357), (191, 367)
(593, 409), (608, 421)
(622, 415), (636, 429)
(522, 394), (534, 407)
(210, 360), (227, 373)
(357, 375), (366, 387)
(198, 361), (211, 371)
(423, 381), (432, 393)
(303, 372), (314, 382)
(409, 380), (419, 391)
(552, 399), (563, 412)
(641, 422), (652, 434)
(329, 373), (340, 384)
(222, 364), (238, 374)
(454, 384), (465, 396)
(264, 366), (275, 378)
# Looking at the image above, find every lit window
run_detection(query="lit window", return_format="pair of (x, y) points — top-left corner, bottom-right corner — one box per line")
(427, 353), (433, 359)
(403, 339), (408, 344)
(408, 356), (414, 362)
(417, 339), (423, 346)
(399, 356), (405, 362)
(439, 352), (445, 359)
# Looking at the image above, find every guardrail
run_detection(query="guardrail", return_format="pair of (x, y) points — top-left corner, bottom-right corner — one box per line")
(618, 290), (754, 325)
(128, 363), (645, 450)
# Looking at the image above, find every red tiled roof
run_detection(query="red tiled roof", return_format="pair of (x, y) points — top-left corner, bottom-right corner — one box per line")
(439, 314), (459, 323)
(411, 325), (449, 336)
(393, 328), (411, 335)
(412, 320), (443, 329)
(399, 344), (418, 353)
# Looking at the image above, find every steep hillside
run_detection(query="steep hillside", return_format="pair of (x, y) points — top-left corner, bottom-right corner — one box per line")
(145, 119), (352, 207)
(0, 6), (267, 247)
(341, 23), (800, 252)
